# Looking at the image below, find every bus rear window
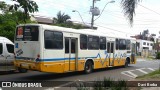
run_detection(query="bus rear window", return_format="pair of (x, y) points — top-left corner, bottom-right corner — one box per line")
(16, 26), (39, 41)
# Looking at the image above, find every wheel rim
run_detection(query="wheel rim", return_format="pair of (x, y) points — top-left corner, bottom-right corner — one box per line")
(86, 64), (90, 70)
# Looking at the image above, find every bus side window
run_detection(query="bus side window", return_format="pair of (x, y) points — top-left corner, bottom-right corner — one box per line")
(80, 34), (87, 49)
(100, 37), (106, 50)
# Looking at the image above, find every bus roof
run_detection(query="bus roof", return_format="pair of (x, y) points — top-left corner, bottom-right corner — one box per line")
(17, 24), (135, 40)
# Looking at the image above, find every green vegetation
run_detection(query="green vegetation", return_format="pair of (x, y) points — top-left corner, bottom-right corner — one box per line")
(76, 77), (128, 90)
(53, 11), (87, 29)
(0, 1), (38, 41)
(9, 0), (38, 23)
(156, 52), (160, 59)
(121, 0), (141, 26)
(136, 70), (160, 80)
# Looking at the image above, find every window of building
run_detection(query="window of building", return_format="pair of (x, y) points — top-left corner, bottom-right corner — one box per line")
(147, 43), (149, 46)
(80, 34), (87, 49)
(88, 35), (99, 50)
(143, 47), (149, 49)
(100, 37), (106, 50)
(150, 43), (153, 46)
(143, 42), (146, 45)
(119, 39), (126, 50)
(6, 44), (14, 53)
(44, 30), (63, 49)
(0, 43), (3, 54)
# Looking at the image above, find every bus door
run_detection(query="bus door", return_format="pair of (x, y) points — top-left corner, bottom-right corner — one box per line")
(64, 37), (78, 71)
(107, 41), (115, 66)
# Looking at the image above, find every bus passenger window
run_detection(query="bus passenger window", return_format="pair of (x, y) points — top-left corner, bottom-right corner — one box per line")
(80, 34), (87, 49)
(116, 39), (119, 50)
(44, 30), (63, 49)
(88, 35), (99, 50)
(100, 37), (106, 50)
(119, 39), (126, 50)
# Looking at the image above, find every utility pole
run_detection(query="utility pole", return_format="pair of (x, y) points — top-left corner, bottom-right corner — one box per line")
(91, 0), (95, 29)
(90, 0), (114, 29)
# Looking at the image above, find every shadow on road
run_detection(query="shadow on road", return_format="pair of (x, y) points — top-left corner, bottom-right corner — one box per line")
(20, 66), (133, 81)
(0, 71), (19, 75)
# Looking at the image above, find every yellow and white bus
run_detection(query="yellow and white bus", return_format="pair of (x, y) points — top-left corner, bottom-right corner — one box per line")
(14, 24), (136, 73)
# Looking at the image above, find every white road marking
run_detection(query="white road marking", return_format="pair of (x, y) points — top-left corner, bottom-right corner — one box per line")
(136, 68), (148, 74)
(45, 88), (54, 90)
(121, 72), (136, 78)
(126, 71), (138, 77)
(148, 68), (155, 71)
(45, 79), (84, 90)
(121, 68), (157, 78)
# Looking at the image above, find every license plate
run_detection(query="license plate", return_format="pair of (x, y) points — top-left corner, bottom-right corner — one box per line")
(21, 63), (28, 68)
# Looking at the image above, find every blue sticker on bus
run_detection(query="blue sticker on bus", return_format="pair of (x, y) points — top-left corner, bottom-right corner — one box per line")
(15, 43), (18, 48)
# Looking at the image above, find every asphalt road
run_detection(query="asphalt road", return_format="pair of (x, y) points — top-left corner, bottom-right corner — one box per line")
(1, 59), (160, 90)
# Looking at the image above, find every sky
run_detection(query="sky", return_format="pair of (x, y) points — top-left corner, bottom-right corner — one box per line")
(3, 0), (160, 37)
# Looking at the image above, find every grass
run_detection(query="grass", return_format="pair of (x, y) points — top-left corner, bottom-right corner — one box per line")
(75, 77), (130, 90)
(75, 69), (160, 90)
(136, 70), (160, 80)
(136, 55), (156, 60)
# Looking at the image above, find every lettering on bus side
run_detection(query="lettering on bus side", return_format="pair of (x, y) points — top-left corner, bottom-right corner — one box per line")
(16, 49), (23, 56)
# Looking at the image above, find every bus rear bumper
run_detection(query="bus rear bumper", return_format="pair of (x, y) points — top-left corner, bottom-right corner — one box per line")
(14, 60), (40, 71)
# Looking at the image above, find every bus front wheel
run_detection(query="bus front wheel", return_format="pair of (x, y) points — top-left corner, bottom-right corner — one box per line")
(18, 68), (28, 73)
(84, 61), (93, 74)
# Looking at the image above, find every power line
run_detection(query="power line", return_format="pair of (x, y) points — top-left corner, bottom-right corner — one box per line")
(94, 1), (115, 21)
(94, 24), (133, 35)
(138, 4), (160, 16)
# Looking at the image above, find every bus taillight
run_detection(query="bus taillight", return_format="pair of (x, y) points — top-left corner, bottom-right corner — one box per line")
(36, 54), (40, 62)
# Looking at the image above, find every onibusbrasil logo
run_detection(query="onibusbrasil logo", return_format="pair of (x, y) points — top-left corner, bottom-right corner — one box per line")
(1, 82), (42, 87)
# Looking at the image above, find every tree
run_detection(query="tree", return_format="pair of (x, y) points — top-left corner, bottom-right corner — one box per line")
(0, 2), (36, 41)
(55, 11), (71, 24)
(121, 0), (141, 26)
(9, 0), (38, 23)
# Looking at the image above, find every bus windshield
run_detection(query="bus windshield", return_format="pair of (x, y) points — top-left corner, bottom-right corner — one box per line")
(16, 26), (39, 41)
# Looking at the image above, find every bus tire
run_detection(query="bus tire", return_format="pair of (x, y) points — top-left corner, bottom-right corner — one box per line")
(124, 60), (129, 68)
(84, 61), (93, 74)
(18, 68), (28, 73)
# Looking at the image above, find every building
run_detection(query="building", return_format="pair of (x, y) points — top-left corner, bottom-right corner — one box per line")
(136, 39), (154, 52)
(136, 39), (155, 56)
(30, 15), (53, 25)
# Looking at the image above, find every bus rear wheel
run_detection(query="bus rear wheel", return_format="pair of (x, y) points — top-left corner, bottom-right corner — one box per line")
(84, 61), (93, 74)
(18, 68), (28, 73)
(124, 60), (129, 68)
